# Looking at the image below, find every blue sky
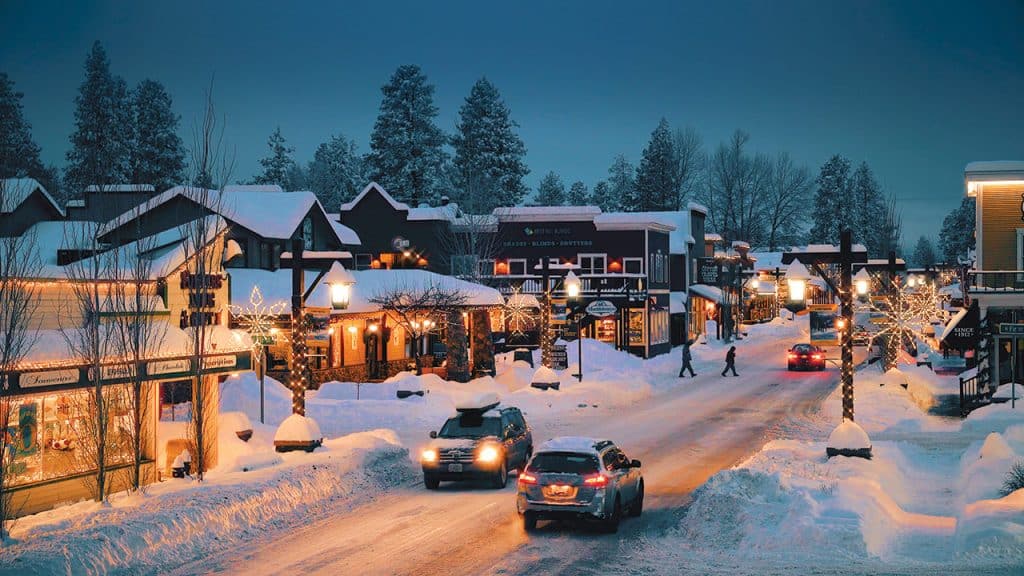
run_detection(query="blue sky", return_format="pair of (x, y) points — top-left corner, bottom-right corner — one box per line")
(1, 0), (1022, 244)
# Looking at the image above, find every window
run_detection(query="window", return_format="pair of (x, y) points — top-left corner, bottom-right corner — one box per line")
(623, 257), (643, 275)
(578, 254), (607, 275)
(302, 216), (313, 250)
(508, 259), (527, 276)
(628, 309), (645, 345)
(478, 259), (495, 277)
(651, 310), (670, 345)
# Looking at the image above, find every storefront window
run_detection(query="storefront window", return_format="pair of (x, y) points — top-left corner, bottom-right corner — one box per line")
(4, 387), (135, 488)
(628, 310), (645, 345)
(651, 310), (670, 345)
(160, 380), (192, 422)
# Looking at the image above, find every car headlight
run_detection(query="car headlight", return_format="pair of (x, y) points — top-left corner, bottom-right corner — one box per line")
(421, 449), (438, 463)
(477, 445), (500, 463)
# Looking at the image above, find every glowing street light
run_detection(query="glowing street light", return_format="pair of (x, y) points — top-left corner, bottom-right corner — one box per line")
(854, 268), (871, 298)
(564, 270), (581, 299)
(786, 258), (811, 304)
(323, 261), (356, 310)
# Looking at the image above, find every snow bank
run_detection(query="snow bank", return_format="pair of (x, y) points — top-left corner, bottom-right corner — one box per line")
(3, 430), (414, 574)
(827, 420), (872, 450)
(956, 488), (1024, 556)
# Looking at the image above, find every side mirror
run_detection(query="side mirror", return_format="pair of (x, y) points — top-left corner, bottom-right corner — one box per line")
(631, 459), (642, 468)
(429, 431), (437, 439)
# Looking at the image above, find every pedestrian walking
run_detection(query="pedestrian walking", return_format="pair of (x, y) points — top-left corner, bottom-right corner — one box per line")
(721, 345), (739, 377)
(678, 341), (696, 377)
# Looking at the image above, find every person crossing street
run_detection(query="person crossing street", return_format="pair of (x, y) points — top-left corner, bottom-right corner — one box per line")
(721, 345), (739, 377)
(678, 341), (696, 377)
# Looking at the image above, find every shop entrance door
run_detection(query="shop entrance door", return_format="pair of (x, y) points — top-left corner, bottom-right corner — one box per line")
(995, 337), (1024, 384)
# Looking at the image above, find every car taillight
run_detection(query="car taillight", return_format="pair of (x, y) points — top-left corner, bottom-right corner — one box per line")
(812, 354), (823, 360)
(583, 474), (608, 487)
(518, 472), (537, 485)
(787, 353), (796, 359)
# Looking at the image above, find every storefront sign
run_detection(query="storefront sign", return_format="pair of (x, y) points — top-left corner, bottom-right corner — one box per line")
(585, 300), (618, 318)
(148, 359), (191, 376)
(697, 258), (720, 285)
(203, 355), (237, 370)
(809, 304), (839, 346)
(551, 344), (568, 370)
(100, 364), (136, 380)
(999, 323), (1024, 336)
(20, 369), (79, 388)
(391, 236), (410, 251)
(550, 299), (567, 325)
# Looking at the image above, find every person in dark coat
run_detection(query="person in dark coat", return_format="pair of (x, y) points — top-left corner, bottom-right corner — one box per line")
(721, 346), (739, 377)
(678, 342), (696, 377)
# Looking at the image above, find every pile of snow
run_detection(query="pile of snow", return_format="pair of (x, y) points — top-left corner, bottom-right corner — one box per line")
(531, 365), (561, 388)
(827, 420), (872, 450)
(274, 414), (323, 444)
(994, 383), (1024, 400)
(455, 392), (500, 411)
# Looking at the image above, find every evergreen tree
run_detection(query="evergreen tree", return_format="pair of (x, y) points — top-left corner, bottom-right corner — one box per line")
(938, 197), (976, 263)
(130, 79), (185, 192)
(607, 155), (634, 212)
(567, 180), (588, 206)
(0, 73), (46, 180)
(451, 77), (529, 210)
(65, 41), (134, 195)
(368, 65), (448, 206)
(808, 155), (852, 244)
(629, 118), (677, 211)
(534, 171), (565, 205)
(252, 127), (295, 188)
(307, 133), (364, 209)
(849, 162), (887, 257)
(911, 235), (937, 267)
(285, 162), (306, 192)
(590, 180), (615, 211)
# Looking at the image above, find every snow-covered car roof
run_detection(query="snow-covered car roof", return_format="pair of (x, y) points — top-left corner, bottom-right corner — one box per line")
(536, 436), (610, 455)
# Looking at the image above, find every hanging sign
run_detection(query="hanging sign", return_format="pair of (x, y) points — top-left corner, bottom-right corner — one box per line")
(697, 258), (721, 285)
(21, 369), (80, 388)
(809, 303), (839, 346)
(585, 300), (618, 318)
(203, 355), (237, 370)
(999, 323), (1024, 336)
(100, 363), (136, 380)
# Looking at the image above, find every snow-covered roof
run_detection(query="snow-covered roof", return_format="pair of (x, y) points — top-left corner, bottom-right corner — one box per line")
(280, 250), (354, 260)
(24, 215), (225, 280)
(689, 284), (725, 304)
(594, 210), (690, 252)
(340, 182), (410, 212)
(536, 436), (609, 455)
(938, 283), (963, 298)
(731, 240), (750, 250)
(704, 233), (723, 243)
(84, 184), (155, 193)
(494, 205), (602, 222)
(1, 177), (65, 216)
(228, 268), (504, 314)
(790, 243), (868, 255)
(748, 251), (785, 271)
(330, 219), (361, 245)
(408, 204), (460, 222)
(223, 184), (283, 193)
(686, 201), (708, 215)
(99, 186), (358, 245)
(965, 161), (1024, 176)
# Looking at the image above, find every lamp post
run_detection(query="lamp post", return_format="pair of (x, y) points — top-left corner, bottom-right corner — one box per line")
(785, 258), (811, 311)
(564, 270), (583, 381)
(854, 268), (871, 300)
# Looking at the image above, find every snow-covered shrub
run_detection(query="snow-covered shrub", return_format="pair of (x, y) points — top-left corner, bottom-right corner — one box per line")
(1000, 461), (1024, 497)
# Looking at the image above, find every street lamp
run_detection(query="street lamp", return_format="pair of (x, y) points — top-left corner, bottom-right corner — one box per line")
(785, 258), (811, 310)
(323, 261), (356, 310)
(564, 270), (583, 382)
(854, 268), (871, 299)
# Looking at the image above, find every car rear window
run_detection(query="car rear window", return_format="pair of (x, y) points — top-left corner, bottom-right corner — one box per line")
(793, 344), (814, 353)
(528, 452), (599, 474)
(439, 415), (501, 438)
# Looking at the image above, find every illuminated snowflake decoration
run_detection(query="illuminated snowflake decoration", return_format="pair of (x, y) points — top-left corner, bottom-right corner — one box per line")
(503, 286), (537, 338)
(862, 276), (941, 349)
(228, 285), (287, 351)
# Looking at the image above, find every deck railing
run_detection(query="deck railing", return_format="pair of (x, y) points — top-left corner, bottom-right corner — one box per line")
(966, 270), (1024, 293)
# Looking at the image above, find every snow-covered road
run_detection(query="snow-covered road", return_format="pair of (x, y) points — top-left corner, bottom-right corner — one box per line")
(172, 334), (852, 576)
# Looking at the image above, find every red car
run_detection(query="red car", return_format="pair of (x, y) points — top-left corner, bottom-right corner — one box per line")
(787, 344), (826, 371)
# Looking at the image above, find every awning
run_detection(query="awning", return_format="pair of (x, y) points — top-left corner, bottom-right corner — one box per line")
(689, 284), (725, 304)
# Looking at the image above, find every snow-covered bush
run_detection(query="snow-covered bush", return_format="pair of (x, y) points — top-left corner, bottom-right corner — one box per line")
(1000, 461), (1024, 497)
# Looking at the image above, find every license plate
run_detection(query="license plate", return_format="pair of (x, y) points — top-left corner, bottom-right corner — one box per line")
(448, 463), (463, 473)
(550, 484), (570, 495)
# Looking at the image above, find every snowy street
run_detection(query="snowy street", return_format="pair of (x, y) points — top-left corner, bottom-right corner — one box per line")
(172, 330), (847, 576)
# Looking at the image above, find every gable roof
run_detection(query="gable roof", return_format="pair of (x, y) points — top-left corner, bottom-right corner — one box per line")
(99, 186), (360, 245)
(340, 182), (410, 212)
(1, 178), (65, 216)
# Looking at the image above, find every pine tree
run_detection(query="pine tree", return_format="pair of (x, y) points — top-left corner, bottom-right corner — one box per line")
(911, 235), (937, 267)
(534, 171), (565, 205)
(629, 118), (677, 211)
(307, 133), (364, 209)
(252, 127), (295, 188)
(0, 73), (46, 180)
(607, 155), (634, 212)
(590, 180), (615, 211)
(939, 197), (976, 263)
(808, 155), (852, 244)
(849, 162), (887, 257)
(567, 180), (588, 206)
(130, 79), (185, 192)
(65, 41), (134, 195)
(451, 77), (529, 211)
(368, 65), (448, 206)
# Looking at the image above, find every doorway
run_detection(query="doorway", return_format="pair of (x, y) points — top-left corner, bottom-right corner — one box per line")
(996, 337), (1024, 384)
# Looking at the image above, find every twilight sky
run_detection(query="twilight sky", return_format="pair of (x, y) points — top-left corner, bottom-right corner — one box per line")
(1, 0), (1022, 245)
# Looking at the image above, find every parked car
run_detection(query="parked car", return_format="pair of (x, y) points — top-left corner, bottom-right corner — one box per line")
(420, 395), (532, 489)
(516, 437), (643, 533)
(787, 343), (827, 371)
(852, 325), (871, 346)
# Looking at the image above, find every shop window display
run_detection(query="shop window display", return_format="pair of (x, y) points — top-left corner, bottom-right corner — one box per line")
(3, 386), (135, 488)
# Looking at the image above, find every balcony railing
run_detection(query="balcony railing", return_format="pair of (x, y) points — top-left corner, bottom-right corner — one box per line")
(966, 270), (1024, 293)
(482, 273), (647, 297)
